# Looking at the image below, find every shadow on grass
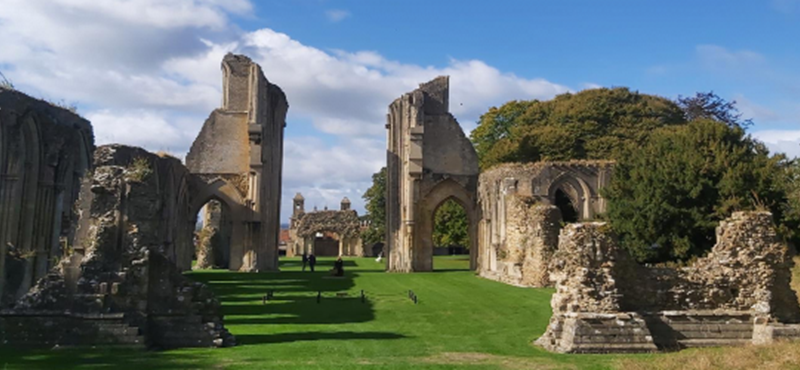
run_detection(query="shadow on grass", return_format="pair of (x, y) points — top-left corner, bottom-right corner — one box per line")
(0, 347), (205, 369)
(188, 259), (378, 327)
(236, 331), (406, 346)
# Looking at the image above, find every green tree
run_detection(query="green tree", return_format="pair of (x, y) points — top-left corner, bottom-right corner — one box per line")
(433, 199), (470, 248)
(604, 119), (794, 262)
(677, 91), (753, 129)
(470, 88), (686, 169)
(361, 167), (386, 245)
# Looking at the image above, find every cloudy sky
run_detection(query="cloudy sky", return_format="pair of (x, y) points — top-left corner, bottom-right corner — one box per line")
(1, 0), (798, 221)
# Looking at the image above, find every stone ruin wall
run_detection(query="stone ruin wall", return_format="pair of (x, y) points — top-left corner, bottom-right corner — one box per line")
(477, 161), (612, 287)
(1, 145), (234, 349)
(536, 211), (800, 353)
(186, 53), (287, 272)
(0, 88), (94, 307)
(386, 76), (480, 272)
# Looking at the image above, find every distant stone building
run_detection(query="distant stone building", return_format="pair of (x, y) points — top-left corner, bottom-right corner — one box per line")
(286, 194), (368, 257)
(186, 53), (287, 272)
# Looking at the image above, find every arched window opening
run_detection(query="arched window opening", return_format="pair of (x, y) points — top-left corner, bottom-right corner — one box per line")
(313, 231), (340, 257)
(555, 189), (579, 224)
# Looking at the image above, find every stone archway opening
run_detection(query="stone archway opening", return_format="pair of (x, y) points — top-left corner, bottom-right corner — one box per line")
(431, 198), (470, 271)
(554, 188), (579, 224)
(313, 230), (341, 257)
(194, 198), (233, 270)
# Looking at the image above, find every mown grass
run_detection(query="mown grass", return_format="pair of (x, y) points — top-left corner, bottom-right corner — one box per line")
(2, 256), (800, 369)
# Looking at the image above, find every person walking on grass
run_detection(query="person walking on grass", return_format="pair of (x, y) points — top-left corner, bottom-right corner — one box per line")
(302, 253), (308, 271)
(309, 253), (317, 272)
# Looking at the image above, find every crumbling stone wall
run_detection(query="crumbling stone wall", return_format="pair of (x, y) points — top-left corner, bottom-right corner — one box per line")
(477, 161), (612, 287)
(386, 77), (480, 272)
(186, 53), (287, 272)
(536, 212), (800, 353)
(0, 145), (234, 349)
(481, 197), (561, 287)
(0, 87), (94, 307)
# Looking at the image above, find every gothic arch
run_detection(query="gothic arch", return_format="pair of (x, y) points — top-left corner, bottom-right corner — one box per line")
(545, 173), (594, 220)
(190, 178), (247, 271)
(417, 179), (479, 271)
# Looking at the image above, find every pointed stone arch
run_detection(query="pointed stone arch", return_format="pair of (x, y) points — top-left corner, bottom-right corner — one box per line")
(417, 179), (479, 271)
(190, 177), (248, 271)
(545, 173), (594, 221)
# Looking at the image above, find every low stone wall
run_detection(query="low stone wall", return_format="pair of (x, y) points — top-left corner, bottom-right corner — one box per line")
(536, 212), (800, 353)
(1, 145), (234, 349)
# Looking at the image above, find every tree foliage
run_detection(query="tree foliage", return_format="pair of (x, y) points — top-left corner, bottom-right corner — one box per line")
(472, 87), (798, 263)
(360, 167), (386, 245)
(470, 88), (686, 169)
(604, 119), (795, 262)
(677, 91), (753, 129)
(433, 199), (470, 248)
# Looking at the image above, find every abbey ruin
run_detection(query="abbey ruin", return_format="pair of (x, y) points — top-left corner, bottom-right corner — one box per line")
(187, 54), (287, 272)
(385, 77), (481, 272)
(1, 54), (799, 354)
(0, 53), (284, 348)
(382, 77), (800, 352)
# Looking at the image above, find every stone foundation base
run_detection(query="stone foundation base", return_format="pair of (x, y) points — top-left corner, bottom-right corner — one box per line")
(536, 310), (800, 354)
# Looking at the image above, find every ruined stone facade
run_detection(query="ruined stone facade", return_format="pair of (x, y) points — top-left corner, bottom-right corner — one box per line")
(287, 194), (365, 257)
(0, 88), (94, 307)
(476, 161), (613, 286)
(536, 212), (800, 353)
(186, 53), (287, 272)
(1, 145), (234, 349)
(385, 77), (480, 272)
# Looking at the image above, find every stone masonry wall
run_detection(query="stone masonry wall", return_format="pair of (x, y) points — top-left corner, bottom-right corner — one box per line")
(536, 212), (800, 353)
(481, 198), (561, 287)
(477, 161), (613, 287)
(0, 145), (234, 349)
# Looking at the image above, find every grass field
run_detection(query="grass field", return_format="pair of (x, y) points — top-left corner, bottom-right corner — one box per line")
(2, 256), (800, 369)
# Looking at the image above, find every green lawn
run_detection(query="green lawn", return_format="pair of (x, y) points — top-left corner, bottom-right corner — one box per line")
(0, 257), (635, 369)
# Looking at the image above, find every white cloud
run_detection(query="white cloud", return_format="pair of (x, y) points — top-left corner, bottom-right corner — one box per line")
(325, 9), (351, 23)
(0, 0), (570, 221)
(772, 0), (800, 14)
(696, 45), (766, 71)
(733, 94), (780, 122)
(752, 130), (800, 159)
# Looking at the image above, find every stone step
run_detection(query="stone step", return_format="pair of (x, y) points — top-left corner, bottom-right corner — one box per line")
(573, 336), (653, 344)
(571, 343), (658, 354)
(678, 339), (750, 348)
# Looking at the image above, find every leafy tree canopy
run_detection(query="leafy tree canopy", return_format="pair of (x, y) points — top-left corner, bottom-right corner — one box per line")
(470, 87), (686, 169)
(603, 119), (796, 262)
(361, 167), (386, 245)
(433, 199), (470, 249)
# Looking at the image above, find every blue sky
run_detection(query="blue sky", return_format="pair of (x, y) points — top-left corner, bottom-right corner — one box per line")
(0, 0), (798, 220)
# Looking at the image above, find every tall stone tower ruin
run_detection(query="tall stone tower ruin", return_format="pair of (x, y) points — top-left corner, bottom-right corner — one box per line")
(186, 53), (287, 272)
(385, 77), (480, 272)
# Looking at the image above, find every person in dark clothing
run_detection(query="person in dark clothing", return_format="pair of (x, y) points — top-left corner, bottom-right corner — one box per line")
(333, 257), (344, 277)
(308, 254), (317, 272)
(301, 253), (308, 271)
